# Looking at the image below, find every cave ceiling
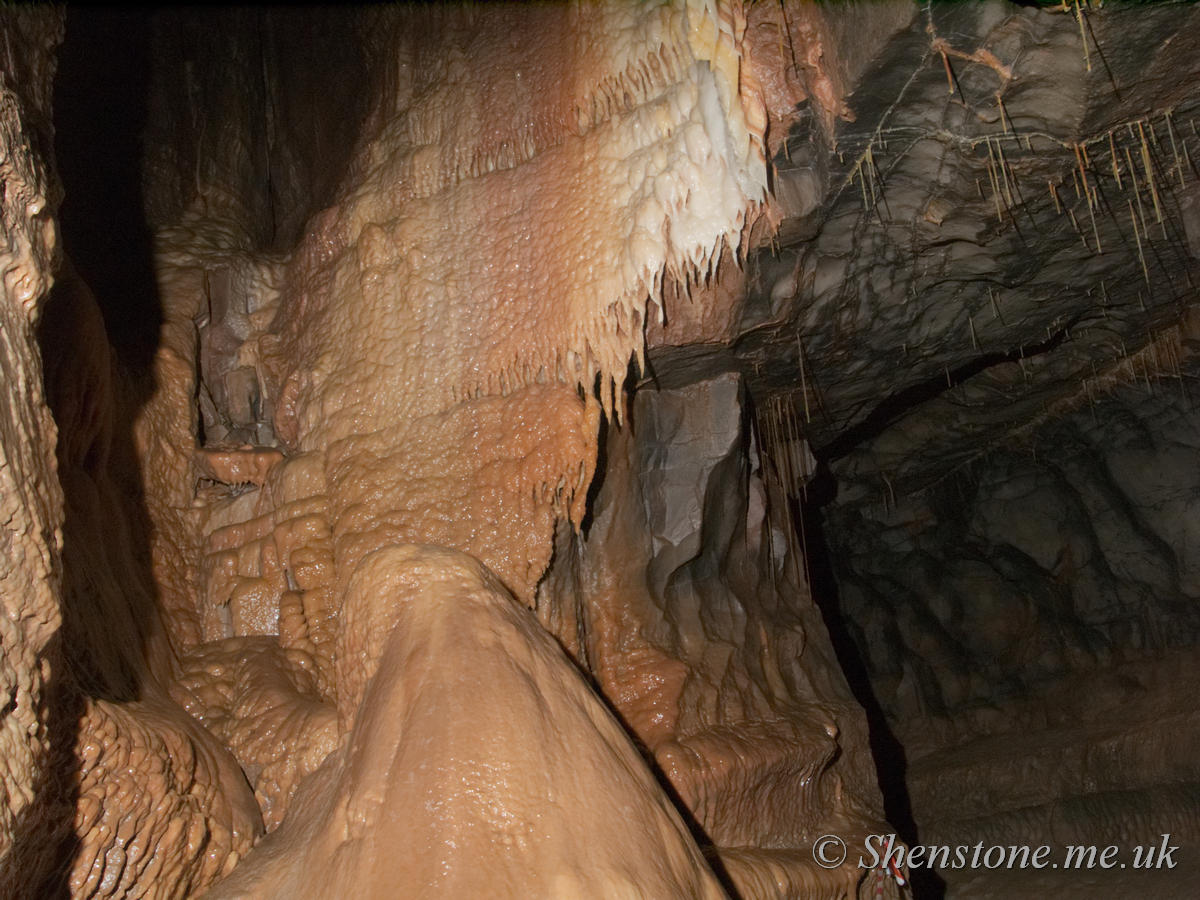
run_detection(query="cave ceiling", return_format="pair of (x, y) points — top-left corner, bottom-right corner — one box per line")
(648, 1), (1200, 509)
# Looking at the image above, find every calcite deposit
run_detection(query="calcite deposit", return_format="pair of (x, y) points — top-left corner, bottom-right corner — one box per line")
(146, 5), (890, 897)
(3, 3), (892, 899)
(0, 10), (68, 893)
(5, 2), (1200, 899)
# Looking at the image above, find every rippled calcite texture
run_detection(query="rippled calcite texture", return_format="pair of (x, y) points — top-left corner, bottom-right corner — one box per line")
(68, 695), (260, 898)
(165, 1), (758, 733)
(0, 10), (66, 887)
(38, 263), (261, 899)
(0, 11), (262, 898)
(269, 0), (766, 433)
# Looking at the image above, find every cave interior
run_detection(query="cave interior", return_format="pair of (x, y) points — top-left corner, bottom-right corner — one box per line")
(1, 3), (1199, 899)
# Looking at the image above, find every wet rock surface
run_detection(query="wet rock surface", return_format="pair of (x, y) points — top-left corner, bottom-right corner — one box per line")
(2, 3), (1200, 899)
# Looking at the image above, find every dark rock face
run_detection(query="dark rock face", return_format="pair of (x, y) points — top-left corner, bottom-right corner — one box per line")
(142, 8), (375, 252)
(834, 372), (1200, 733)
(641, 2), (1200, 890)
(730, 3), (1200, 487)
(827, 354), (1200, 847)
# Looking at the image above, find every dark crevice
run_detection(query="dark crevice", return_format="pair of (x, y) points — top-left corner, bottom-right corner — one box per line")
(816, 321), (1078, 464)
(796, 464), (947, 899)
(53, 9), (161, 373)
(16, 12), (172, 894)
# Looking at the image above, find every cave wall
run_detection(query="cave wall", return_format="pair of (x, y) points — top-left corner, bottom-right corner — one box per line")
(0, 11), (267, 899)
(0, 4), (909, 897)
(640, 0), (1200, 888)
(538, 372), (887, 892)
(761, 2), (1200, 862)
(8, 2), (1200, 898)
(0, 9), (67, 891)
(829, 341), (1200, 849)
(32, 4), (896, 900)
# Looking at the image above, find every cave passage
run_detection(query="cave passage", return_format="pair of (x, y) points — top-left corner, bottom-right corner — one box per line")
(2, 5), (1200, 900)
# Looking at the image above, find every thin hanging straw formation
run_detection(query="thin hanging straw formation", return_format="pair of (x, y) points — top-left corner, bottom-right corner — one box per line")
(1033, 111), (1200, 289)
